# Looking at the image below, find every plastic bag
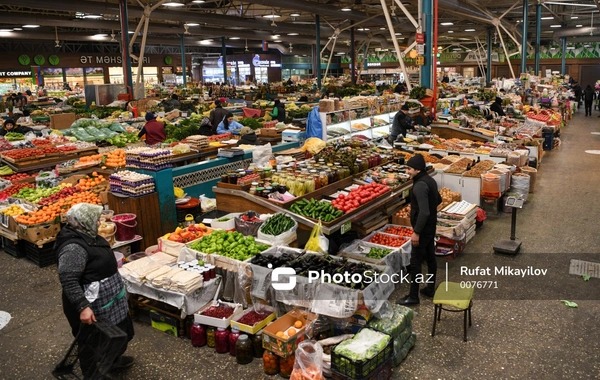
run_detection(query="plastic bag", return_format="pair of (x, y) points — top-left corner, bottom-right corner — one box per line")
(290, 341), (325, 380)
(235, 211), (265, 237)
(257, 213), (298, 246)
(172, 143), (191, 154)
(24, 131), (36, 141)
(510, 173), (530, 201)
(199, 194), (216, 212)
(368, 304), (414, 338)
(252, 143), (272, 167)
(393, 332), (416, 367)
(109, 122), (127, 133)
(305, 221), (328, 253)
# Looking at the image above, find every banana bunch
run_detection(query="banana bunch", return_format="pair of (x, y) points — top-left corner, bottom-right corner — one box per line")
(0, 165), (14, 176)
(1, 205), (25, 217)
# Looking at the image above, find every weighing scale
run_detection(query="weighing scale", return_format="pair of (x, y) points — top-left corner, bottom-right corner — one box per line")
(493, 196), (524, 255)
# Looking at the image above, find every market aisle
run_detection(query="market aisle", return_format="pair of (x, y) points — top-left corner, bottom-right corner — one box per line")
(0, 114), (599, 380)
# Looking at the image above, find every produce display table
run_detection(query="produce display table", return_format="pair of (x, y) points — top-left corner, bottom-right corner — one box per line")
(123, 275), (221, 316)
(430, 124), (494, 142)
(1, 149), (100, 173)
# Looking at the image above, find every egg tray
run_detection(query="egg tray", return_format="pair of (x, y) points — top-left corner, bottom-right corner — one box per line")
(112, 187), (156, 197)
(122, 184), (155, 193)
(126, 157), (173, 166)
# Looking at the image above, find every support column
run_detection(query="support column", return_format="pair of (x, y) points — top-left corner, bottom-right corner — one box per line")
(535, 3), (541, 75)
(118, 0), (133, 96)
(521, 0), (529, 74)
(350, 22), (356, 84)
(180, 34), (187, 87)
(364, 44), (368, 71)
(222, 37), (227, 84)
(315, 15), (321, 89)
(421, 0), (433, 89)
(486, 28), (493, 84)
(561, 37), (567, 75)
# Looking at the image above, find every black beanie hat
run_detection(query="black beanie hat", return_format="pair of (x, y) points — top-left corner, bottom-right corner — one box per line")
(401, 104), (410, 111)
(145, 112), (156, 121)
(406, 154), (426, 171)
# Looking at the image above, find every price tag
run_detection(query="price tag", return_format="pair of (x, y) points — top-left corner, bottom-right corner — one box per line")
(402, 189), (410, 199)
(158, 111), (165, 117)
(181, 112), (188, 118)
(341, 221), (351, 235)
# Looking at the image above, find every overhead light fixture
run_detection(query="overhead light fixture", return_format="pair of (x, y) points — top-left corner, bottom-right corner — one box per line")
(447, 30), (454, 33)
(192, 0), (205, 3)
(184, 25), (190, 35)
(550, 47), (557, 50)
(544, 2), (595, 7)
(200, 39), (213, 44)
(163, 1), (185, 7)
(128, 31), (135, 34)
(0, 29), (12, 32)
(576, 24), (583, 27)
(272, 35), (280, 38)
(83, 14), (103, 19)
(287, 33), (299, 36)
(92, 33), (107, 40)
(230, 37), (240, 39)
(22, 24), (40, 28)
(263, 14), (281, 19)
(185, 23), (199, 26)
(567, 46), (575, 49)
(290, 13), (300, 17)
(341, 8), (352, 11)
(441, 22), (454, 26)
(274, 40), (282, 42)
(571, 16), (579, 19)
(395, 32), (402, 35)
(541, 16), (554, 20)
(12, 28), (22, 31)
(464, 29), (476, 32)
(550, 25), (561, 28)
(584, 44), (591, 47)
(380, 27), (386, 30)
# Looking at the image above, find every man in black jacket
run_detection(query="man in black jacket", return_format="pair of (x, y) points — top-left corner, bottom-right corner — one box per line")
(490, 97), (506, 117)
(398, 154), (442, 306)
(209, 99), (229, 134)
(390, 104), (413, 142)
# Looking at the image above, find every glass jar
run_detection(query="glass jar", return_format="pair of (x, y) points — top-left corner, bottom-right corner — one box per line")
(295, 178), (306, 197)
(342, 166), (350, 179)
(332, 166), (341, 182)
(352, 162), (360, 175)
(249, 184), (257, 195)
(319, 172), (329, 187)
(264, 168), (273, 179)
(310, 170), (320, 190)
(207, 264), (216, 279)
(215, 327), (230, 354)
(221, 174), (229, 184)
(252, 331), (264, 358)
(227, 172), (238, 185)
(235, 334), (254, 364)
(206, 326), (217, 348)
(190, 323), (206, 347)
(263, 350), (280, 375)
(200, 268), (210, 282)
(279, 354), (295, 378)
(304, 175), (315, 194)
(229, 328), (241, 356)
(326, 169), (334, 185)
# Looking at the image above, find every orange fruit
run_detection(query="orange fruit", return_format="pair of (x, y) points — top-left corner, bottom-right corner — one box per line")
(294, 321), (303, 329)
(276, 331), (284, 338)
(286, 327), (296, 336)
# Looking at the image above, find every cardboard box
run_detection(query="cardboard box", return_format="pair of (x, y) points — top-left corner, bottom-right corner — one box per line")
(149, 310), (179, 337)
(260, 128), (282, 137)
(391, 216), (411, 226)
(17, 221), (61, 244)
(60, 174), (86, 187)
(282, 129), (306, 142)
(349, 304), (373, 326)
(435, 234), (466, 259)
(263, 309), (315, 358)
(50, 113), (77, 130)
(194, 301), (243, 328)
(230, 306), (276, 335)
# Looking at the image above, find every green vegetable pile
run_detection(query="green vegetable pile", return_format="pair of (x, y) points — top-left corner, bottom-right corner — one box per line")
(368, 304), (414, 338)
(165, 118), (200, 141)
(290, 199), (343, 222)
(259, 213), (295, 236)
(4, 132), (24, 141)
(477, 90), (497, 102)
(366, 247), (392, 259)
(240, 118), (262, 130)
(409, 86), (428, 100)
(458, 107), (482, 118)
(13, 186), (61, 203)
(188, 230), (270, 261)
(106, 132), (140, 147)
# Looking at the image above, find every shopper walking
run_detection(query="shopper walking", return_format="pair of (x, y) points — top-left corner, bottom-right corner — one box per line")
(583, 85), (596, 116)
(573, 82), (582, 108)
(397, 154), (442, 306)
(390, 104), (413, 142)
(55, 203), (135, 379)
(209, 99), (229, 134)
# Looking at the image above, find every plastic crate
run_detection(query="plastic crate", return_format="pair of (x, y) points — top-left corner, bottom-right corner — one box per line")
(331, 333), (393, 379)
(24, 240), (57, 268)
(3, 237), (25, 258)
(332, 358), (392, 380)
(52, 321), (128, 380)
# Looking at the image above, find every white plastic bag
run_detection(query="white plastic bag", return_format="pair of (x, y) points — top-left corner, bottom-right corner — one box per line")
(510, 173), (530, 201)
(290, 341), (325, 380)
(257, 213), (298, 246)
(252, 143), (272, 167)
(199, 194), (216, 212)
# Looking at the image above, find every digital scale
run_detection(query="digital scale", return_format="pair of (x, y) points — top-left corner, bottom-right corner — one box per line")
(493, 196), (524, 255)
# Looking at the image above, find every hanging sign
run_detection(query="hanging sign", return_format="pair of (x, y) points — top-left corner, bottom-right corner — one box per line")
(417, 44), (425, 55)
(416, 33), (425, 44)
(416, 56), (425, 66)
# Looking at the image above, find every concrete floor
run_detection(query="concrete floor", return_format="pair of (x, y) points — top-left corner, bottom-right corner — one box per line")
(1, 113), (600, 380)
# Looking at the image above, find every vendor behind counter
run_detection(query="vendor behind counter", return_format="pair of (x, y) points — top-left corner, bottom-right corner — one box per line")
(0, 117), (33, 136)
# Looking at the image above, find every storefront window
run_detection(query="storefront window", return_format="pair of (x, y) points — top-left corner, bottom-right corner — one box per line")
(109, 67), (158, 84)
(85, 68), (104, 85)
(202, 67), (225, 83)
(65, 68), (84, 89)
(255, 67), (268, 84)
(44, 68), (64, 89)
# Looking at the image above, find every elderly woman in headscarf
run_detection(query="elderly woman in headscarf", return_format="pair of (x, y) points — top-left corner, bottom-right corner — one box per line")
(55, 203), (135, 378)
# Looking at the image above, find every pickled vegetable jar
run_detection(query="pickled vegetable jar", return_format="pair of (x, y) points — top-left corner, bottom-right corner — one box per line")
(252, 331), (264, 358)
(235, 335), (254, 364)
(263, 350), (280, 375)
(215, 327), (230, 353)
(229, 328), (241, 356)
(279, 354), (295, 378)
(206, 326), (217, 348)
(190, 323), (206, 347)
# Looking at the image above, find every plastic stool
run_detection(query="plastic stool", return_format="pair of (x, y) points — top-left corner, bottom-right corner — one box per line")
(431, 281), (474, 342)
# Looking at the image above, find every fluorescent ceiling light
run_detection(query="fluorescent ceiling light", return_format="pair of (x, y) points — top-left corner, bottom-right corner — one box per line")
(229, 37), (240, 40)
(200, 39), (213, 44)
(541, 16), (554, 20)
(336, 52), (346, 55)
(584, 44), (591, 47)
(550, 47), (556, 50)
(544, 2), (595, 7)
(290, 13), (300, 17)
(567, 46), (575, 49)
(447, 30), (454, 33)
(12, 28), (22, 31)
(357, 28), (370, 31)
(192, 0), (205, 3)
(550, 25), (561, 28)
(163, 1), (185, 7)
(576, 24), (583, 27)
(395, 32), (402, 35)
(380, 27), (386, 30)
(274, 40), (282, 42)
(128, 31), (135, 34)
(185, 23), (199, 26)
(464, 29), (476, 32)
(571, 16), (579, 19)
(0, 29), (12, 32)
(441, 22), (453, 26)
(22, 24), (40, 28)
(93, 33), (107, 37)
(287, 33), (299, 36)
(83, 14), (102, 19)
(263, 14), (281, 19)
(272, 35), (280, 38)
(341, 8), (352, 11)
